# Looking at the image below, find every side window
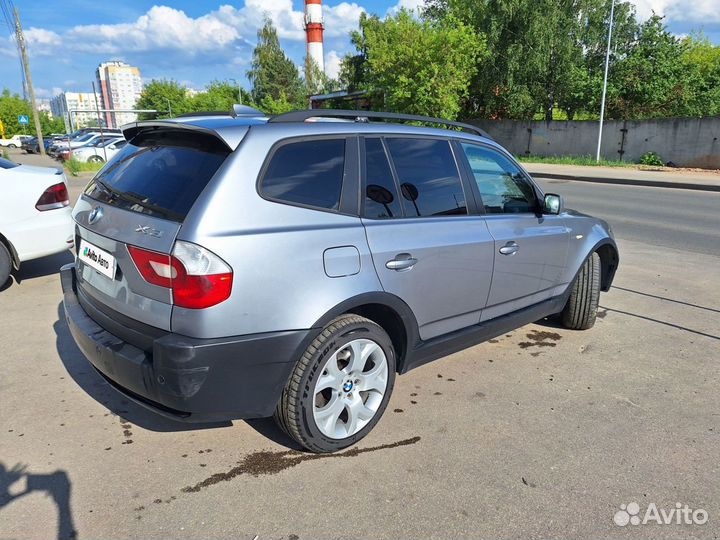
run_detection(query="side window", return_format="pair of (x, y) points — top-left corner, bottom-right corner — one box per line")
(364, 138), (401, 219)
(261, 139), (345, 210)
(460, 143), (538, 214)
(385, 138), (466, 217)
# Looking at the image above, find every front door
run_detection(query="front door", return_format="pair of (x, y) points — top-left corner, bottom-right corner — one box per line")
(361, 137), (495, 341)
(457, 142), (569, 321)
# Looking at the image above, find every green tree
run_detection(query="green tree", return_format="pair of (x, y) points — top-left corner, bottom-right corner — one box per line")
(423, 0), (639, 120)
(247, 19), (305, 107)
(341, 10), (485, 120)
(135, 79), (191, 120)
(606, 15), (699, 119)
(189, 80), (254, 112)
(681, 33), (720, 116)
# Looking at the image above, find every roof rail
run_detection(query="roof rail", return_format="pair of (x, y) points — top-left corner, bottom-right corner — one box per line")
(175, 105), (265, 119)
(176, 111), (230, 118)
(268, 109), (491, 139)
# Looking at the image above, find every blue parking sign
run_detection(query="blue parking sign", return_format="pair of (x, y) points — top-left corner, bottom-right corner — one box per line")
(18, 115), (29, 124)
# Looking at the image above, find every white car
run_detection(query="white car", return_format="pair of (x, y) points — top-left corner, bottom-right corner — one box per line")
(71, 137), (127, 163)
(0, 157), (74, 287)
(0, 135), (32, 148)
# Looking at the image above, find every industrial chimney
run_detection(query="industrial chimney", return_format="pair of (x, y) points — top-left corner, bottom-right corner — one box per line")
(304, 0), (324, 73)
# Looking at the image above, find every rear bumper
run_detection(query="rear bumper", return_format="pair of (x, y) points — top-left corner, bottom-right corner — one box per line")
(60, 263), (307, 422)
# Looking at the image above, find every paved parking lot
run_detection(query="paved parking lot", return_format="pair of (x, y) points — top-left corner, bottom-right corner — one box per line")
(1, 151), (719, 539)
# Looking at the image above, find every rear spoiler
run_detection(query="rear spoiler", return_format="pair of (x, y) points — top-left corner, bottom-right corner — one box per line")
(120, 120), (247, 151)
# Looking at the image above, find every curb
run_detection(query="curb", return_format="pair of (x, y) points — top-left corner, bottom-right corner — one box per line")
(529, 172), (720, 192)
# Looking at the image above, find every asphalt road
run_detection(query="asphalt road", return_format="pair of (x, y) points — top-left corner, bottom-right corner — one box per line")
(1, 154), (719, 539)
(536, 178), (720, 257)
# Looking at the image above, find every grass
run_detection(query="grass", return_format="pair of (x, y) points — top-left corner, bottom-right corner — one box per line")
(64, 158), (104, 176)
(515, 154), (639, 167)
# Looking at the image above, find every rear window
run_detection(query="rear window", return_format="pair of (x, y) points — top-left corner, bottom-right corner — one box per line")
(84, 129), (229, 222)
(0, 157), (19, 169)
(260, 139), (345, 211)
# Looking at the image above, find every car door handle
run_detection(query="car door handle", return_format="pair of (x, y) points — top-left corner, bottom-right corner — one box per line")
(386, 253), (417, 271)
(499, 241), (519, 256)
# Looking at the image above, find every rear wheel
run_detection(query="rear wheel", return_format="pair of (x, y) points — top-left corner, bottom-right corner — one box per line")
(561, 252), (601, 330)
(7, 144), (16, 149)
(88, 155), (104, 164)
(0, 243), (12, 289)
(275, 314), (396, 453)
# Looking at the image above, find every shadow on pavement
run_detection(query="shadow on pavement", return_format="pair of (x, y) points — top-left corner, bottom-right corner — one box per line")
(0, 463), (77, 540)
(53, 302), (230, 433)
(6, 251), (74, 289)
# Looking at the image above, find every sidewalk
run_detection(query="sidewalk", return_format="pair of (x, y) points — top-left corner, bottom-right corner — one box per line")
(523, 162), (720, 192)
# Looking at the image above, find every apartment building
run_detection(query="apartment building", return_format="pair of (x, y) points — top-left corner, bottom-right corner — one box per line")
(96, 61), (143, 128)
(49, 92), (102, 131)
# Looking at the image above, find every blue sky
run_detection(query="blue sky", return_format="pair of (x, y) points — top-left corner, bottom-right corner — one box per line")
(2, 0), (718, 99)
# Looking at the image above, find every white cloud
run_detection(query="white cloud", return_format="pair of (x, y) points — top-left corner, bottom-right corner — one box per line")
(631, 0), (720, 23)
(387, 0), (426, 16)
(34, 86), (63, 98)
(11, 2), (365, 60)
(325, 50), (343, 79)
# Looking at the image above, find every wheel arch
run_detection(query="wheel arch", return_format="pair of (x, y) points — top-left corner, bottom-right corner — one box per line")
(595, 240), (619, 292)
(0, 231), (19, 270)
(308, 292), (420, 374)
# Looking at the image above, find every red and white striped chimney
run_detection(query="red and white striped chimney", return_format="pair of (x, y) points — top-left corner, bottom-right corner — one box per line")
(304, 0), (324, 73)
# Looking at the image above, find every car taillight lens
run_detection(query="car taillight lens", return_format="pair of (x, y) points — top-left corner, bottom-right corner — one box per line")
(127, 241), (232, 309)
(35, 182), (69, 211)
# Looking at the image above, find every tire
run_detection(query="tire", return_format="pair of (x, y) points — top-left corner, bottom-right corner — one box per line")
(88, 155), (104, 164)
(275, 314), (396, 453)
(7, 144), (16, 149)
(0, 242), (12, 289)
(561, 252), (601, 330)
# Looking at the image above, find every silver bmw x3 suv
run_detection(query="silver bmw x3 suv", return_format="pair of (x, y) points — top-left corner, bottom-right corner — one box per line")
(61, 106), (618, 452)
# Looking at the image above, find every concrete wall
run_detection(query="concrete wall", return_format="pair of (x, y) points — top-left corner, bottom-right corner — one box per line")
(469, 117), (720, 169)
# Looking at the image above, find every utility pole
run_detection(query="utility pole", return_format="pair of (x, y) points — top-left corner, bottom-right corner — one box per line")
(595, 0), (615, 162)
(13, 7), (45, 156)
(91, 81), (107, 162)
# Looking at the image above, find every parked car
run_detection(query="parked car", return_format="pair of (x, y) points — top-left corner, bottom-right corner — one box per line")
(60, 107), (619, 453)
(68, 137), (127, 163)
(0, 135), (32, 148)
(21, 136), (38, 154)
(0, 157), (73, 287)
(49, 129), (121, 157)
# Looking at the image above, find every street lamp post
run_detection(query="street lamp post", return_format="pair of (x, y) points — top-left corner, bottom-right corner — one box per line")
(596, 0), (616, 162)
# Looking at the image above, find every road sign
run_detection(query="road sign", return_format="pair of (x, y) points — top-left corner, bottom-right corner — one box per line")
(18, 115), (29, 125)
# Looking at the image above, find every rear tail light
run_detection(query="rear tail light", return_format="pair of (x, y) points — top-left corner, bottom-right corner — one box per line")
(127, 241), (232, 309)
(35, 182), (69, 211)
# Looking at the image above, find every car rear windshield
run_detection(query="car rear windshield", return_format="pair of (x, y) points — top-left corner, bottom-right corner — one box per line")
(84, 129), (229, 222)
(0, 157), (19, 169)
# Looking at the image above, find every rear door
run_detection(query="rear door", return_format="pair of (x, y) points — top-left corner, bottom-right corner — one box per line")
(361, 137), (495, 341)
(72, 127), (231, 331)
(457, 142), (569, 321)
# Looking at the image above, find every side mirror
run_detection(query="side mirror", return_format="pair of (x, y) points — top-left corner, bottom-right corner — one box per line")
(108, 144), (116, 150)
(543, 193), (564, 215)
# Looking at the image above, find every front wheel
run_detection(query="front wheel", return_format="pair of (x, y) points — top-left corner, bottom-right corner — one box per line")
(274, 314), (396, 453)
(561, 252), (601, 330)
(7, 144), (16, 149)
(88, 155), (104, 164)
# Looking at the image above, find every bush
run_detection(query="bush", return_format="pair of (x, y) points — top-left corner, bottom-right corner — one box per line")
(64, 157), (103, 176)
(639, 152), (664, 166)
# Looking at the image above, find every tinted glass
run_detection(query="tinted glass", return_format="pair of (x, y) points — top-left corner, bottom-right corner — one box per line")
(385, 138), (466, 217)
(84, 130), (229, 222)
(262, 139), (345, 210)
(460, 144), (537, 214)
(0, 157), (19, 169)
(364, 138), (401, 219)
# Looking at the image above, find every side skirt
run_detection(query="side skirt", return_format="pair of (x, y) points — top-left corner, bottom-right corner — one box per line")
(400, 291), (570, 374)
